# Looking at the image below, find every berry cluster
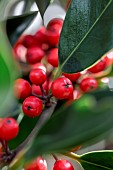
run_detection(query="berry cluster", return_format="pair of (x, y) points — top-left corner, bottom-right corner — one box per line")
(0, 17), (113, 168)
(13, 18), (113, 117)
(24, 156), (74, 170)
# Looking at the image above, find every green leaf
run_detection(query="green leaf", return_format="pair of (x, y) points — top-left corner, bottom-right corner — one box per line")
(58, 0), (113, 73)
(35, 0), (51, 17)
(6, 11), (38, 46)
(0, 23), (17, 117)
(79, 151), (113, 170)
(9, 115), (39, 149)
(25, 91), (113, 159)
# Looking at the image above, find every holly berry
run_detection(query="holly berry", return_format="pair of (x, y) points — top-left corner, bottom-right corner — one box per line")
(35, 26), (47, 43)
(0, 118), (19, 141)
(47, 18), (63, 29)
(80, 77), (98, 92)
(22, 96), (43, 117)
(62, 72), (81, 82)
(88, 59), (107, 73)
(47, 48), (58, 67)
(23, 35), (38, 48)
(24, 156), (47, 170)
(46, 24), (62, 46)
(30, 68), (47, 85)
(32, 81), (48, 96)
(26, 47), (45, 64)
(14, 78), (31, 100)
(53, 160), (74, 170)
(52, 77), (73, 99)
(30, 63), (46, 72)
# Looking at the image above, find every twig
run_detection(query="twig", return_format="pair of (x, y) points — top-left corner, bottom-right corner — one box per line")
(14, 102), (57, 155)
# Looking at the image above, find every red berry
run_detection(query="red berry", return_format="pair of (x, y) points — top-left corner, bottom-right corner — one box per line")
(32, 81), (48, 96)
(14, 78), (31, 100)
(47, 48), (58, 67)
(22, 96), (43, 117)
(30, 63), (46, 72)
(30, 68), (47, 85)
(46, 24), (62, 47)
(24, 156), (47, 170)
(35, 26), (47, 43)
(52, 77), (73, 99)
(47, 18), (63, 29)
(26, 47), (45, 64)
(53, 160), (74, 170)
(62, 72), (81, 82)
(80, 77), (98, 92)
(23, 35), (38, 48)
(0, 118), (19, 141)
(88, 59), (107, 73)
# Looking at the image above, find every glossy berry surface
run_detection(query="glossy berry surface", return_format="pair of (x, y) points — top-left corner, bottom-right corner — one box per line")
(0, 118), (19, 141)
(53, 160), (74, 170)
(23, 35), (38, 48)
(46, 24), (62, 46)
(62, 72), (81, 82)
(26, 47), (45, 64)
(80, 77), (98, 92)
(47, 18), (63, 29)
(14, 78), (31, 100)
(47, 48), (58, 67)
(32, 81), (48, 96)
(88, 59), (107, 73)
(22, 96), (43, 117)
(29, 68), (47, 85)
(35, 26), (47, 43)
(52, 77), (73, 99)
(24, 156), (47, 170)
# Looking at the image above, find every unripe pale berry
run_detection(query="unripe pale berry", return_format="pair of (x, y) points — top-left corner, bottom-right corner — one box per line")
(14, 78), (31, 100)
(29, 68), (47, 85)
(52, 77), (73, 99)
(47, 48), (58, 67)
(26, 47), (45, 64)
(22, 96), (43, 117)
(53, 160), (74, 170)
(0, 118), (19, 141)
(80, 77), (98, 92)
(24, 156), (47, 170)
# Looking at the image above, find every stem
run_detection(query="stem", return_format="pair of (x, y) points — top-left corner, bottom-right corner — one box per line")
(40, 85), (46, 97)
(52, 154), (59, 161)
(14, 102), (57, 155)
(62, 152), (80, 162)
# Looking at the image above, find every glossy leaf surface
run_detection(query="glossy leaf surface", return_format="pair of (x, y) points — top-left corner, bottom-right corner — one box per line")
(79, 151), (113, 170)
(35, 0), (51, 17)
(25, 91), (113, 159)
(59, 0), (113, 73)
(6, 11), (37, 46)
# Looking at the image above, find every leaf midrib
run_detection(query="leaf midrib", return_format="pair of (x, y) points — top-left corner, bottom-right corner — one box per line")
(80, 158), (113, 170)
(60, 0), (112, 70)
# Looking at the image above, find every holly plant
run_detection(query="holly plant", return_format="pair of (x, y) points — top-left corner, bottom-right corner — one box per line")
(1, 0), (113, 169)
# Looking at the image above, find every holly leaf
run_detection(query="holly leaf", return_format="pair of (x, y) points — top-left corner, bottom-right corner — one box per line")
(58, 0), (113, 73)
(35, 0), (52, 18)
(25, 91), (113, 159)
(79, 151), (113, 170)
(0, 23), (17, 117)
(6, 11), (38, 46)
